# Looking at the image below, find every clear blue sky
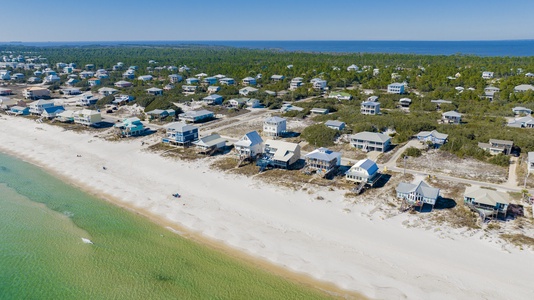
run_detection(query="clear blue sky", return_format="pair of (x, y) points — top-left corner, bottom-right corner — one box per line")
(3, 0), (533, 41)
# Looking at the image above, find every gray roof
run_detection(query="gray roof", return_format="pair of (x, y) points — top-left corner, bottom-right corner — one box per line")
(361, 101), (380, 107)
(464, 186), (509, 206)
(234, 131), (263, 147)
(514, 84), (534, 92)
(194, 134), (227, 148)
(512, 106), (532, 113)
(305, 147), (341, 162)
(165, 122), (198, 132)
(507, 116), (534, 128)
(416, 130), (448, 140)
(351, 131), (391, 143)
(203, 94), (223, 100)
(180, 110), (214, 118)
(265, 116), (286, 123)
(325, 120), (345, 127)
(431, 99), (452, 104)
(442, 111), (461, 118)
(396, 181), (440, 200)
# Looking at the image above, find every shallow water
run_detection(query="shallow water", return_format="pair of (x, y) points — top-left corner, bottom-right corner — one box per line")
(0, 152), (330, 299)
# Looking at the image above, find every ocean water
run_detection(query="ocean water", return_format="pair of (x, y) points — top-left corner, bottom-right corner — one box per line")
(3, 40), (534, 56)
(0, 152), (331, 300)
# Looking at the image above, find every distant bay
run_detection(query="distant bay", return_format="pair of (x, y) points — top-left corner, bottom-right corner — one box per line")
(2, 40), (534, 56)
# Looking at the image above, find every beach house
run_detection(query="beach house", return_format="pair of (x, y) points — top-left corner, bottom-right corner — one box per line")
(41, 106), (65, 119)
(328, 92), (352, 100)
(345, 159), (380, 186)
(219, 78), (235, 86)
(202, 94), (223, 105)
(507, 116), (534, 128)
(310, 108), (329, 115)
(311, 78), (327, 90)
(387, 83), (405, 94)
(228, 98), (247, 108)
(271, 75), (285, 82)
(138, 75), (153, 81)
(396, 181), (440, 210)
(193, 134), (227, 155)
(350, 132), (391, 152)
(98, 87), (118, 96)
(246, 98), (261, 108)
(168, 74), (183, 83)
(162, 122), (199, 146)
(207, 86), (220, 94)
(347, 64), (359, 71)
(56, 110), (76, 123)
(263, 116), (286, 137)
(289, 77), (303, 90)
(115, 80), (133, 88)
(186, 78), (200, 85)
(8, 106), (29, 116)
(399, 98), (412, 108)
(416, 130), (448, 147)
(325, 120), (346, 131)
(77, 94), (99, 106)
(514, 84), (534, 93)
(202, 77), (217, 85)
(182, 85), (197, 94)
(239, 87), (259, 96)
(145, 109), (174, 120)
(442, 111), (462, 124)
(360, 101), (380, 115)
(62, 88), (81, 95)
(114, 117), (145, 137)
(88, 78), (101, 86)
(234, 131), (264, 159)
(304, 147), (341, 177)
(29, 99), (55, 115)
(73, 109), (102, 126)
(179, 110), (214, 123)
(24, 87), (50, 99)
(478, 139), (513, 155)
(242, 77), (257, 86)
(463, 186), (510, 219)
(512, 107), (532, 116)
(482, 71), (494, 79)
(146, 87), (163, 96)
(257, 140), (301, 170)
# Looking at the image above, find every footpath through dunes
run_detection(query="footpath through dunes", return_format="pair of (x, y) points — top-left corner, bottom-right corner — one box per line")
(1, 115), (534, 300)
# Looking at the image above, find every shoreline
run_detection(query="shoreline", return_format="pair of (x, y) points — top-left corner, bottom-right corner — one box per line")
(0, 123), (363, 299)
(1, 115), (533, 299)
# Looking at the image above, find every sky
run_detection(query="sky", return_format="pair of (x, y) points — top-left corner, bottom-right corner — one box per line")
(2, 0), (534, 42)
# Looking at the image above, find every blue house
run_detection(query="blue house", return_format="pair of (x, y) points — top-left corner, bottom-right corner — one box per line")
(202, 77), (217, 85)
(115, 117), (145, 137)
(202, 94), (223, 105)
(162, 122), (199, 146)
(186, 78), (200, 85)
(9, 106), (30, 116)
(416, 130), (448, 147)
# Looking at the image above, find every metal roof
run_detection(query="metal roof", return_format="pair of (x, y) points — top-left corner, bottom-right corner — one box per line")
(416, 130), (448, 140)
(351, 131), (391, 143)
(305, 147), (340, 162)
(396, 181), (440, 200)
(234, 131), (263, 147)
(464, 186), (509, 206)
(165, 122), (198, 132)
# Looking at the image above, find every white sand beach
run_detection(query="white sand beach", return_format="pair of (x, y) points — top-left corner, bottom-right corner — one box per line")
(1, 115), (533, 300)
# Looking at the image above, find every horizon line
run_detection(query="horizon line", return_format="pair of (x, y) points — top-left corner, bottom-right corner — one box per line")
(2, 39), (534, 43)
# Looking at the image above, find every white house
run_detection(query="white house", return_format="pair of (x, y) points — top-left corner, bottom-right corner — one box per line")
(482, 71), (494, 79)
(325, 120), (345, 131)
(77, 93), (99, 106)
(311, 78), (327, 90)
(305, 147), (341, 176)
(387, 83), (405, 94)
(350, 132), (391, 152)
(219, 78), (235, 85)
(271, 75), (285, 81)
(416, 130), (448, 147)
(239, 86), (259, 96)
(514, 84), (534, 93)
(138, 75), (153, 81)
(512, 106), (532, 116)
(234, 131), (264, 159)
(29, 99), (55, 115)
(290, 77), (304, 90)
(24, 87), (50, 99)
(399, 98), (412, 108)
(263, 116), (286, 137)
(345, 159), (380, 186)
(442, 111), (462, 124)
(169, 74), (183, 83)
(328, 92), (352, 100)
(347, 64), (359, 71)
(114, 80), (132, 88)
(259, 140), (301, 170)
(396, 181), (440, 210)
(361, 101), (380, 115)
(98, 87), (118, 96)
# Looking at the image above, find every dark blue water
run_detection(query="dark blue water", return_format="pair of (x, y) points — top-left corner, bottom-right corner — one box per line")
(2, 40), (534, 57)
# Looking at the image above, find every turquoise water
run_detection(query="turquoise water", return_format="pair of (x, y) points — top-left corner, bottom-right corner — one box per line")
(0, 152), (332, 300)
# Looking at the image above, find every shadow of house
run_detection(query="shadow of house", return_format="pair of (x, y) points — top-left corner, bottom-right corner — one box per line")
(372, 173), (392, 189)
(433, 197), (457, 210)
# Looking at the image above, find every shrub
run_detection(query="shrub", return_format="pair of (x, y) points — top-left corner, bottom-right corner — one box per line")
(403, 147), (422, 157)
